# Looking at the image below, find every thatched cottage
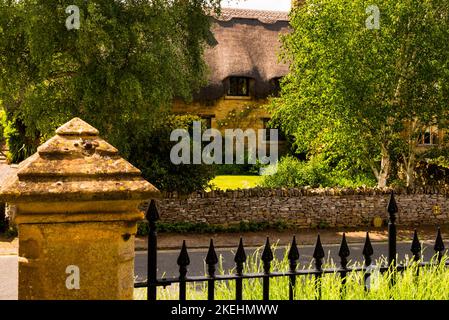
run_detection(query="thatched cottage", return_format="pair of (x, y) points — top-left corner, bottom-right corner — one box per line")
(173, 8), (291, 134)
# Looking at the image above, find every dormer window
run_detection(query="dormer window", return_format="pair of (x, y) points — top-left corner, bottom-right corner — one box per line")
(228, 77), (250, 97)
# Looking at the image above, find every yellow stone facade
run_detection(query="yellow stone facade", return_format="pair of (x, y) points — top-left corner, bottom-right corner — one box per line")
(173, 97), (271, 133)
(0, 117), (159, 300)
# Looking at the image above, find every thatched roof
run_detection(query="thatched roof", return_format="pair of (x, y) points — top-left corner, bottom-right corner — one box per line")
(214, 8), (289, 24)
(195, 8), (291, 102)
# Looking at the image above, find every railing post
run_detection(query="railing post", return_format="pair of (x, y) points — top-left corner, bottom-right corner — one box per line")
(411, 230), (421, 277)
(147, 200), (159, 301)
(363, 232), (373, 291)
(387, 191), (398, 268)
(177, 240), (190, 301)
(234, 238), (246, 301)
(313, 235), (325, 300)
(338, 233), (350, 297)
(206, 239), (218, 301)
(434, 227), (445, 264)
(261, 237), (274, 301)
(288, 236), (300, 301)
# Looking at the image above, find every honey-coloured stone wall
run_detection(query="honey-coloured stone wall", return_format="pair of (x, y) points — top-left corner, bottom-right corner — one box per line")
(156, 188), (449, 228)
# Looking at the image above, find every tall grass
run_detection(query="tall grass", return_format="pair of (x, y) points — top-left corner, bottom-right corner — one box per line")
(134, 245), (449, 300)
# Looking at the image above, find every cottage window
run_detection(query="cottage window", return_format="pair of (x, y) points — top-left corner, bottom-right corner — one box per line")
(201, 116), (213, 129)
(228, 77), (250, 97)
(419, 127), (439, 146)
(271, 77), (282, 96)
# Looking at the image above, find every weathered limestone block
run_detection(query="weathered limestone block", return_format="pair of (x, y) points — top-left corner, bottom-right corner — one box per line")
(0, 118), (159, 300)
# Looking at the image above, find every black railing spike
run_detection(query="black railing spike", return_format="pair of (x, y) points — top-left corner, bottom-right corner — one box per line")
(146, 199), (160, 222)
(288, 236), (300, 263)
(411, 229), (421, 261)
(313, 235), (325, 271)
(235, 238), (246, 301)
(363, 232), (373, 266)
(434, 227), (445, 262)
(338, 233), (350, 269)
(206, 239), (218, 274)
(177, 240), (190, 277)
(147, 199), (159, 301)
(234, 238), (247, 266)
(387, 191), (398, 220)
(288, 236), (299, 301)
(262, 237), (274, 267)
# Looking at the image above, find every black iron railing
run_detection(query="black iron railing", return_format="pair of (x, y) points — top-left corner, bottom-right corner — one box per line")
(134, 192), (449, 300)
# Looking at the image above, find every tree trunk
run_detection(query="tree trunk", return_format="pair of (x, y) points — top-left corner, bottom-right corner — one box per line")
(378, 153), (390, 188)
(403, 151), (416, 188)
(371, 144), (390, 188)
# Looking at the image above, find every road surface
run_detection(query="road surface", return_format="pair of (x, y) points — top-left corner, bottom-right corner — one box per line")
(134, 241), (443, 281)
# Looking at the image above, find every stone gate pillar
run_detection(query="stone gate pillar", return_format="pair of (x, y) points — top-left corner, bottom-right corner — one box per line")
(0, 118), (159, 300)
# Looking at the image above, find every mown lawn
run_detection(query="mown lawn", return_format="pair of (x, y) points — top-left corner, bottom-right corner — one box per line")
(209, 175), (263, 191)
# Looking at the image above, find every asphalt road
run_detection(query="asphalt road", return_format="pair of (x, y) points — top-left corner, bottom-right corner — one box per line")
(134, 241), (444, 281)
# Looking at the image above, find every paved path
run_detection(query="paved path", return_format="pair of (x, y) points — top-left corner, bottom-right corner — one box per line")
(0, 255), (17, 300)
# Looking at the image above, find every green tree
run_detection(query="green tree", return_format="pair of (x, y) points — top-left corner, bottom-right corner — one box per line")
(129, 114), (216, 194)
(0, 0), (220, 159)
(273, 0), (449, 187)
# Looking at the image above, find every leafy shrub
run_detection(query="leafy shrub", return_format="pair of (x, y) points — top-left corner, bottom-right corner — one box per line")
(127, 114), (216, 195)
(0, 109), (5, 145)
(262, 155), (376, 188)
(4, 225), (18, 238)
(328, 174), (377, 188)
(215, 163), (259, 176)
(0, 114), (37, 164)
(262, 155), (331, 188)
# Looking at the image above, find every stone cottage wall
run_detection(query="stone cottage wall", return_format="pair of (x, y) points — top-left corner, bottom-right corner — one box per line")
(156, 187), (449, 228)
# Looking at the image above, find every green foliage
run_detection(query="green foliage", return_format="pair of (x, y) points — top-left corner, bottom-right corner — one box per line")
(423, 147), (449, 168)
(0, 0), (220, 162)
(262, 155), (331, 188)
(137, 220), (291, 236)
(262, 155), (376, 188)
(215, 156), (264, 176)
(272, 0), (449, 187)
(135, 247), (449, 300)
(3, 225), (17, 238)
(216, 103), (264, 129)
(2, 117), (37, 163)
(0, 109), (5, 143)
(128, 114), (216, 194)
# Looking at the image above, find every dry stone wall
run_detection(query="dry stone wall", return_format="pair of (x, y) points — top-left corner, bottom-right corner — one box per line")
(156, 187), (449, 228)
